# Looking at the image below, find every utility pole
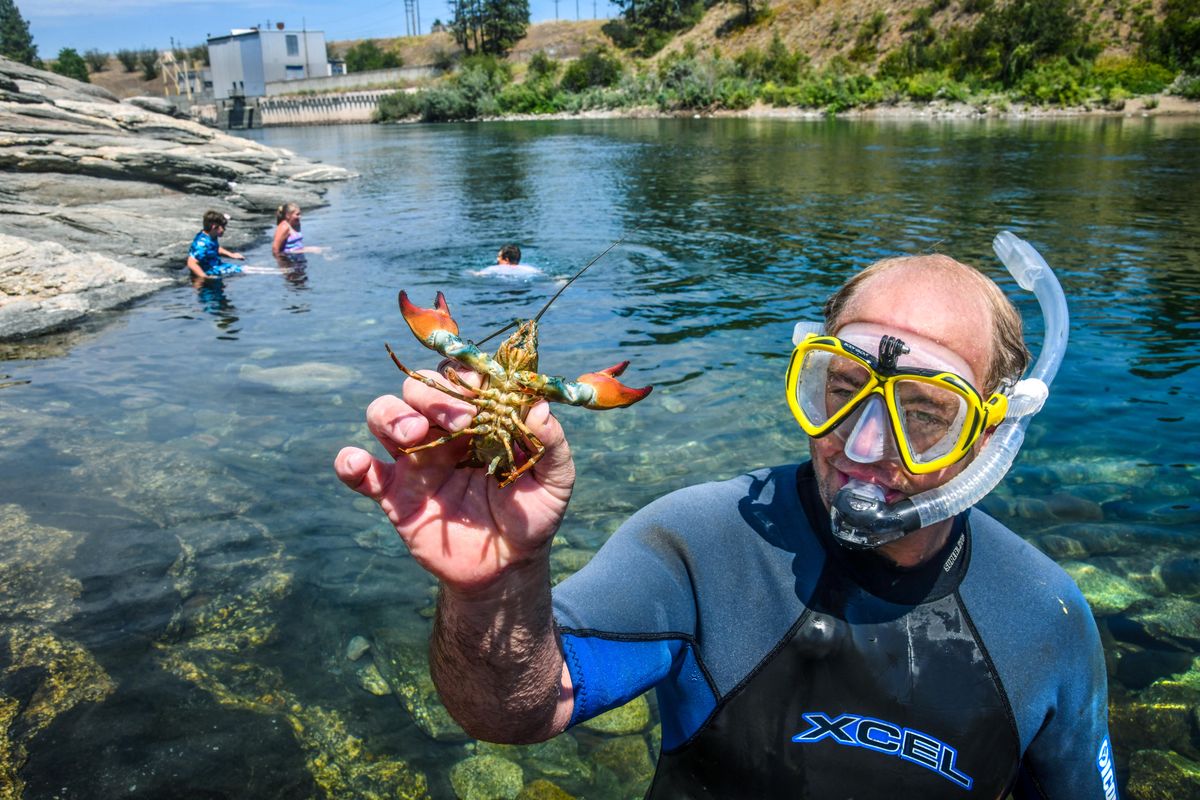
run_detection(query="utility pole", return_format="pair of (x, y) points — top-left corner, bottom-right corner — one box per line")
(553, 0), (559, 18)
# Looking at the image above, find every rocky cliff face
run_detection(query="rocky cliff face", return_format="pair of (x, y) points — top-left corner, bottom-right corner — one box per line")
(0, 57), (355, 341)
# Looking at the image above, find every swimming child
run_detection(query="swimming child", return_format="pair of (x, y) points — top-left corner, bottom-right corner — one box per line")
(187, 210), (245, 279)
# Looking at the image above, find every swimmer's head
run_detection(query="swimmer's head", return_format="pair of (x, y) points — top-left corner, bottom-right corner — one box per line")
(203, 210), (228, 233)
(498, 244), (521, 265)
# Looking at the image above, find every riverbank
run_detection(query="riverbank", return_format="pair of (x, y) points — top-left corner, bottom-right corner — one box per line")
(0, 56), (355, 342)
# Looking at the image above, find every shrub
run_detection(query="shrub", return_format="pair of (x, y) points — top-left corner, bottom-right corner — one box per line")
(51, 47), (90, 82)
(497, 80), (561, 114)
(1174, 74), (1200, 99)
(375, 90), (422, 121)
(904, 70), (970, 102)
(116, 48), (138, 72)
(1091, 56), (1174, 95)
(1014, 57), (1087, 105)
(849, 11), (887, 63)
(83, 48), (107, 72)
(560, 47), (623, 93)
(138, 49), (159, 80)
(345, 40), (403, 72)
(527, 51), (559, 81)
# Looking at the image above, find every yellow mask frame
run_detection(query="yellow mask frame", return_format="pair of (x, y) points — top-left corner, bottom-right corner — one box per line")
(786, 333), (1009, 474)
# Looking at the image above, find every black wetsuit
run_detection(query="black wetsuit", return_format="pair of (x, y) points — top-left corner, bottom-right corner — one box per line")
(553, 463), (1116, 799)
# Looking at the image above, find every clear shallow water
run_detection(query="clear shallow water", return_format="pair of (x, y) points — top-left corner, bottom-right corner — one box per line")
(1, 117), (1198, 798)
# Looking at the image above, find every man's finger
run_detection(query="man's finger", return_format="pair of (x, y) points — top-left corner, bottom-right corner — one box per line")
(523, 401), (575, 495)
(334, 446), (393, 500)
(402, 370), (477, 433)
(366, 394), (434, 458)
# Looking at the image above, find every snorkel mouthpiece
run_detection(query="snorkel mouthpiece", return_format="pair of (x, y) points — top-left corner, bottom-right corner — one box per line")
(827, 231), (1069, 549)
(831, 480), (921, 549)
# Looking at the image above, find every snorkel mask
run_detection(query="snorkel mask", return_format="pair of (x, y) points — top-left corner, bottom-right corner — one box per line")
(787, 232), (1069, 549)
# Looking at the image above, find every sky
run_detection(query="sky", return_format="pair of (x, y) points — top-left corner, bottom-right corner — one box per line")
(20, 0), (619, 58)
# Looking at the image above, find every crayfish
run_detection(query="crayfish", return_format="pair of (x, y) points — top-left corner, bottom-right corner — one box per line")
(384, 244), (652, 488)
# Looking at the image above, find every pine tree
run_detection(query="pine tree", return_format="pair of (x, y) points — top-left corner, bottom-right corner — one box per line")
(51, 46), (89, 82)
(0, 0), (38, 66)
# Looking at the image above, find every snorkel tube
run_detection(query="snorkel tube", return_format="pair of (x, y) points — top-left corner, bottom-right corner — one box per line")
(827, 231), (1070, 549)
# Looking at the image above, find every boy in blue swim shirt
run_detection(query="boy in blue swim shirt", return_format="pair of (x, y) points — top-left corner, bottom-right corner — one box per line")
(187, 210), (245, 279)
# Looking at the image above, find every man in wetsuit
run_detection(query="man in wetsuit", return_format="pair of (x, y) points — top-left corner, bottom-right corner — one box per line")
(334, 252), (1115, 798)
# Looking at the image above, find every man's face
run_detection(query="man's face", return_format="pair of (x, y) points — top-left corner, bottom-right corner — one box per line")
(809, 265), (995, 511)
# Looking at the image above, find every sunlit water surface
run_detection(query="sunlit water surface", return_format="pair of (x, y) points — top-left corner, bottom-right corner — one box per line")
(1, 117), (1198, 798)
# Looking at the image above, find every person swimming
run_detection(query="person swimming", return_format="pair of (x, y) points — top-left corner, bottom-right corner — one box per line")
(273, 203), (322, 257)
(471, 243), (542, 278)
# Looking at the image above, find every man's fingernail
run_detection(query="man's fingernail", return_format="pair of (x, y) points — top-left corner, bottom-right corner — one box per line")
(396, 419), (419, 441)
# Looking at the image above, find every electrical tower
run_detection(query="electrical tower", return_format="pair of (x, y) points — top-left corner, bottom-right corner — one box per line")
(404, 0), (422, 36)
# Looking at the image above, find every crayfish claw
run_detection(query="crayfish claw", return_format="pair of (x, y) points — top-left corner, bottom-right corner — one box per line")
(399, 290), (460, 343)
(578, 364), (653, 409)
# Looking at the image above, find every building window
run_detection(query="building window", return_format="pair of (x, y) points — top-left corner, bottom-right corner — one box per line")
(285, 65), (305, 79)
(286, 35), (299, 56)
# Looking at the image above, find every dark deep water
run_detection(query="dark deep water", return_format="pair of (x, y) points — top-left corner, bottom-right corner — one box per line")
(1, 117), (1198, 798)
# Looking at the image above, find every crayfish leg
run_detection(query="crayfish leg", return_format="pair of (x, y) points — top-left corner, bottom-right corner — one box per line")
(399, 425), (483, 456)
(496, 415), (547, 488)
(386, 343), (475, 404)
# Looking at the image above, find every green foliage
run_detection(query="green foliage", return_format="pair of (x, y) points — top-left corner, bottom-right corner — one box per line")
(51, 47), (89, 82)
(375, 90), (423, 120)
(734, 33), (808, 83)
(82, 48), (107, 72)
(345, 40), (403, 72)
(497, 79), (561, 113)
(0, 0), (37, 65)
(1175, 74), (1200, 99)
(189, 44), (209, 66)
(962, 0), (1097, 87)
(450, 0), (530, 56)
(138, 48), (159, 80)
(608, 0), (704, 55)
(849, 11), (887, 63)
(902, 70), (969, 102)
(1138, 0), (1200, 72)
(1091, 56), (1173, 95)
(559, 47), (623, 93)
(762, 63), (888, 112)
(527, 51), (558, 80)
(1014, 57), (1087, 105)
(116, 48), (138, 72)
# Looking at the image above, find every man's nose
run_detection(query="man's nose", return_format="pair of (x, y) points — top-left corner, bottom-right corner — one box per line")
(842, 395), (898, 464)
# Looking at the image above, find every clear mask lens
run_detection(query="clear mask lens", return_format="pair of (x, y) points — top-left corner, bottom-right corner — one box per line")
(794, 350), (871, 429)
(892, 379), (968, 465)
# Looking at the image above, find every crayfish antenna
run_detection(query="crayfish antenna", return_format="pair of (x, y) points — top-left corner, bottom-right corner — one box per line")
(399, 290), (460, 343)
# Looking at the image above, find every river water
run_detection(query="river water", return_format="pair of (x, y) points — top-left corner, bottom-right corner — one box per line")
(1, 117), (1198, 798)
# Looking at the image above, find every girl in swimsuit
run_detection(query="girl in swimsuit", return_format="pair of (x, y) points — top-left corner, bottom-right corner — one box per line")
(273, 202), (315, 257)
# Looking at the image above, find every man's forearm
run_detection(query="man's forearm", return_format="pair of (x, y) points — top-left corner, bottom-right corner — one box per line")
(430, 558), (570, 743)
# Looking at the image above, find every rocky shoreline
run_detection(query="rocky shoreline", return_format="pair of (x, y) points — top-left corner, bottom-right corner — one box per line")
(0, 57), (356, 342)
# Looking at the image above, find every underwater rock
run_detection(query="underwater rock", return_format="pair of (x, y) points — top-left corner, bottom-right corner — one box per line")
(476, 734), (594, 783)
(593, 734), (655, 789)
(449, 754), (524, 800)
(1050, 523), (1128, 556)
(0, 623), (117, 800)
(1108, 659), (1200, 761)
(0, 504), (84, 624)
(1038, 534), (1087, 560)
(356, 662), (392, 696)
(1061, 562), (1149, 617)
(516, 779), (577, 800)
(1111, 598), (1200, 652)
(353, 524), (410, 558)
(550, 547), (594, 584)
(346, 635), (371, 661)
(371, 628), (469, 742)
(1042, 493), (1104, 521)
(578, 695), (651, 736)
(1160, 556), (1200, 599)
(238, 362), (360, 394)
(1125, 749), (1200, 800)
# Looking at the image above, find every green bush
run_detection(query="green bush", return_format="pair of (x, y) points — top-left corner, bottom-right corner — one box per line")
(138, 49), (158, 80)
(345, 40), (402, 72)
(375, 90), (422, 121)
(1174, 74), (1200, 99)
(497, 80), (561, 114)
(903, 70), (970, 102)
(51, 47), (89, 82)
(82, 48), (107, 72)
(560, 47), (623, 93)
(1092, 56), (1174, 94)
(527, 51), (559, 80)
(1015, 57), (1087, 105)
(115, 48), (138, 72)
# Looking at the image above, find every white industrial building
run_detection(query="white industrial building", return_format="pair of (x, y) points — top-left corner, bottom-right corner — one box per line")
(207, 25), (329, 100)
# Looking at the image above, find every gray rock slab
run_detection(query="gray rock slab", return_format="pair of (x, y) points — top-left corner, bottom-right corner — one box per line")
(0, 55), (356, 342)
